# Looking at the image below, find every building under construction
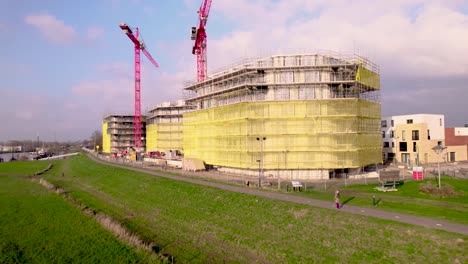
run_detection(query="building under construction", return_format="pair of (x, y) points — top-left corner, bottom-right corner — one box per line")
(102, 115), (147, 154)
(146, 100), (195, 155)
(182, 53), (381, 179)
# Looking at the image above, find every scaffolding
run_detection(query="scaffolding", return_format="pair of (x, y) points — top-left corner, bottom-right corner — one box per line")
(183, 54), (380, 111)
(181, 53), (382, 177)
(183, 99), (381, 170)
(146, 101), (195, 153)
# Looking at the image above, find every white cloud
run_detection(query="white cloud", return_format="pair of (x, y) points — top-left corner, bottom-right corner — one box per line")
(24, 14), (77, 44)
(208, 0), (468, 77)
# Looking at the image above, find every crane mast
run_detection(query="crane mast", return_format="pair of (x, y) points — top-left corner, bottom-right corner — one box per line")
(119, 23), (159, 150)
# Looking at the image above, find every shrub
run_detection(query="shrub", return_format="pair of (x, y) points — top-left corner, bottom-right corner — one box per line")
(419, 182), (464, 198)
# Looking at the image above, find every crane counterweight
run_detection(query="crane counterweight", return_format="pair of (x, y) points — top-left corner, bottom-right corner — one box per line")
(191, 0), (212, 82)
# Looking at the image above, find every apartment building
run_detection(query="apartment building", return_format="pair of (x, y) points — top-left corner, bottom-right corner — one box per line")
(445, 127), (468, 162)
(102, 115), (146, 154)
(381, 114), (445, 165)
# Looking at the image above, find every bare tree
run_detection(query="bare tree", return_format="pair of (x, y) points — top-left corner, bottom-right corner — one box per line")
(90, 130), (103, 152)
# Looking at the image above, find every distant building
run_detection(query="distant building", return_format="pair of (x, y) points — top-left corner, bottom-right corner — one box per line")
(381, 114), (445, 165)
(102, 115), (146, 154)
(146, 100), (195, 155)
(0, 146), (22, 152)
(445, 127), (468, 162)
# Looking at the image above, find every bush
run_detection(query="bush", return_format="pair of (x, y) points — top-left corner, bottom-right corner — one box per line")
(419, 181), (464, 198)
(18, 155), (29, 161)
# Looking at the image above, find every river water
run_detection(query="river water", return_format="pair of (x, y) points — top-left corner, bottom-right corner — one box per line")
(0, 152), (35, 162)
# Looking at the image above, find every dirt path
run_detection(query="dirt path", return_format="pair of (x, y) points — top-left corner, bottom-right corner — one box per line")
(87, 154), (468, 236)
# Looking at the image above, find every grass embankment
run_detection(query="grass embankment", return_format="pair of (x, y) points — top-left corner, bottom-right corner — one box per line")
(98, 155), (468, 225)
(294, 177), (468, 225)
(34, 154), (468, 263)
(0, 165), (155, 263)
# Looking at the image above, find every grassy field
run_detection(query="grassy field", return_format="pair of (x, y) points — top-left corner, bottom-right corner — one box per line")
(292, 176), (468, 225)
(14, 154), (463, 263)
(0, 171), (156, 263)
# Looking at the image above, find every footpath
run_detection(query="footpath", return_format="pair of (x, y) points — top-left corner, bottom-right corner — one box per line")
(87, 153), (468, 236)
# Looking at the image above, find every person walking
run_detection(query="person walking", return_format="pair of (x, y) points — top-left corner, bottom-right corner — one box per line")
(334, 190), (341, 209)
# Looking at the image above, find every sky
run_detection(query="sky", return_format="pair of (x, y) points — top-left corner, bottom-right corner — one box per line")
(0, 0), (467, 142)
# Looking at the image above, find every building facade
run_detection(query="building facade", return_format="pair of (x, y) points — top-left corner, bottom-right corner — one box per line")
(146, 100), (195, 155)
(445, 127), (468, 162)
(102, 115), (146, 154)
(381, 114), (445, 165)
(183, 53), (381, 179)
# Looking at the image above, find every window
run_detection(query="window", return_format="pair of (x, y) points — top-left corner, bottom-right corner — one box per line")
(402, 130), (406, 141)
(381, 120), (387, 128)
(413, 142), (417, 152)
(399, 142), (407, 152)
(390, 130), (394, 138)
(412, 130), (419, 140)
(391, 142), (395, 148)
(407, 119), (413, 124)
(427, 129), (431, 140)
(382, 131), (385, 138)
(391, 120), (394, 127)
(383, 142), (389, 148)
(440, 118), (442, 126)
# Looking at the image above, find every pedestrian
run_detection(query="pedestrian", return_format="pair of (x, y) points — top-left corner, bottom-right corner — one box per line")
(334, 190), (341, 209)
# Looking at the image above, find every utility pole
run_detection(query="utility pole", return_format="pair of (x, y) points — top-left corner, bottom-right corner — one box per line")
(257, 137), (266, 187)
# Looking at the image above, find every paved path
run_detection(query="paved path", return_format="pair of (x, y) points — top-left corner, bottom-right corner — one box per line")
(88, 154), (468, 236)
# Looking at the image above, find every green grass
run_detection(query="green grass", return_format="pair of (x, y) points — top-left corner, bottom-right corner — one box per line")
(34, 154), (468, 263)
(0, 160), (51, 176)
(107, 156), (468, 225)
(0, 174), (155, 263)
(289, 176), (468, 225)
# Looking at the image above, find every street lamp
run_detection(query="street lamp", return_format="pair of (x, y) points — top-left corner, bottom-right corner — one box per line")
(256, 137), (266, 187)
(432, 144), (447, 190)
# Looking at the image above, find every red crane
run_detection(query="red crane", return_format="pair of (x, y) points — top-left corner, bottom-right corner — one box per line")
(191, 0), (212, 82)
(119, 23), (159, 149)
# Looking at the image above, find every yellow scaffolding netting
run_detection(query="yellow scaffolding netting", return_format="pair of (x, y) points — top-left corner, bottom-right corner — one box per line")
(102, 122), (111, 153)
(146, 123), (184, 151)
(183, 99), (382, 169)
(356, 66), (380, 90)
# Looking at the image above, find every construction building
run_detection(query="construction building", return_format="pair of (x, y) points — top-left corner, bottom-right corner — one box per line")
(146, 100), (195, 156)
(183, 53), (382, 179)
(445, 127), (468, 162)
(381, 114), (447, 165)
(102, 115), (146, 154)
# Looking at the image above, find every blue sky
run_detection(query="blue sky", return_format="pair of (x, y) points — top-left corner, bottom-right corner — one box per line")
(0, 0), (467, 141)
